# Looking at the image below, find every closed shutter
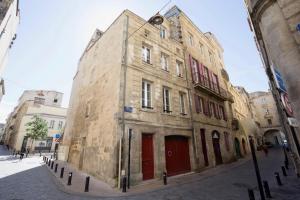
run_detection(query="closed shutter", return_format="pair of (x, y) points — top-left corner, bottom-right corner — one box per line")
(208, 70), (214, 90)
(189, 55), (195, 82)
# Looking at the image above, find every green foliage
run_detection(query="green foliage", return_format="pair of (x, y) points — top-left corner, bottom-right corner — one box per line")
(25, 115), (48, 140)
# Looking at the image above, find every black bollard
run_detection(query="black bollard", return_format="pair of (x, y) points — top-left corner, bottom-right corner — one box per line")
(67, 172), (73, 185)
(163, 172), (167, 185)
(263, 180), (272, 198)
(248, 189), (255, 200)
(46, 158), (48, 164)
(122, 176), (127, 193)
(275, 172), (283, 186)
(39, 151), (41, 157)
(60, 167), (64, 178)
(54, 164), (58, 173)
(281, 166), (287, 176)
(48, 159), (51, 166)
(50, 155), (53, 159)
(84, 176), (90, 192)
(51, 161), (54, 169)
(285, 159), (289, 169)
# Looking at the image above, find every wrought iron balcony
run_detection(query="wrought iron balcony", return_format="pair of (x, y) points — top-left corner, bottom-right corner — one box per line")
(192, 73), (228, 101)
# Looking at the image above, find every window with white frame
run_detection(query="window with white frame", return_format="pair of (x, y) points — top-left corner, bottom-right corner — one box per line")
(161, 53), (169, 71)
(199, 42), (204, 54)
(209, 51), (214, 64)
(142, 80), (152, 109)
(49, 120), (55, 129)
(179, 92), (186, 115)
(188, 33), (194, 46)
(176, 60), (183, 77)
(58, 121), (63, 129)
(142, 45), (151, 64)
(160, 26), (166, 39)
(163, 87), (171, 113)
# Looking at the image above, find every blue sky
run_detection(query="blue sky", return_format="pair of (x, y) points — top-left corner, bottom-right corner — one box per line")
(0, 0), (268, 123)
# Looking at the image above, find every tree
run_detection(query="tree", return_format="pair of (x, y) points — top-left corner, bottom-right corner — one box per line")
(25, 115), (48, 152)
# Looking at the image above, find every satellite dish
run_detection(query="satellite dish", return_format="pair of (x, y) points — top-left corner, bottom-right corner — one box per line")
(148, 13), (164, 25)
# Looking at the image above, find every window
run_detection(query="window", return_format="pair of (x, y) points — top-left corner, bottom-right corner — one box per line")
(212, 73), (220, 93)
(188, 33), (193, 46)
(142, 45), (151, 64)
(34, 97), (45, 104)
(192, 58), (199, 83)
(58, 121), (63, 129)
(203, 66), (209, 87)
(160, 26), (166, 39)
(210, 102), (216, 118)
(194, 95), (203, 114)
(161, 53), (169, 71)
(224, 132), (230, 151)
(199, 42), (204, 54)
(176, 60), (183, 77)
(142, 80), (152, 109)
(179, 92), (186, 115)
(49, 120), (55, 129)
(163, 87), (171, 113)
(219, 105), (227, 121)
(267, 119), (272, 125)
(209, 51), (214, 65)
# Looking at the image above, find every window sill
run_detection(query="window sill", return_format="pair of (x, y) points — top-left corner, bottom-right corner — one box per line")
(161, 68), (170, 73)
(142, 61), (153, 66)
(140, 107), (156, 113)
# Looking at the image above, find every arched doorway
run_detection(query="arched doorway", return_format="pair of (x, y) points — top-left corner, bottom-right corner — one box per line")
(212, 131), (223, 165)
(264, 129), (283, 146)
(242, 138), (247, 155)
(165, 135), (191, 176)
(234, 138), (241, 158)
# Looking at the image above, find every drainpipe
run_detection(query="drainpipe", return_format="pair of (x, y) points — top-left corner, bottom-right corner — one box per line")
(118, 15), (129, 189)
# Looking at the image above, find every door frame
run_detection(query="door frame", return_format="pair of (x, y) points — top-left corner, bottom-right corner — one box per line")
(142, 133), (154, 180)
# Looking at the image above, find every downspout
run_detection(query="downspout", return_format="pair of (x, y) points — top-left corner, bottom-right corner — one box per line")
(118, 14), (129, 189)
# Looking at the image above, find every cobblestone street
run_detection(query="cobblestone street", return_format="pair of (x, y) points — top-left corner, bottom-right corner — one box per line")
(0, 145), (300, 200)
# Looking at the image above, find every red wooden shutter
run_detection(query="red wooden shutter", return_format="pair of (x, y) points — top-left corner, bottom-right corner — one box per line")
(194, 94), (200, 113)
(196, 60), (201, 84)
(215, 74), (220, 93)
(208, 70), (213, 89)
(189, 55), (195, 82)
(207, 100), (211, 117)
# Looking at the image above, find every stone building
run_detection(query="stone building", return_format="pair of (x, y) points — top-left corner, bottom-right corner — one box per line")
(250, 91), (285, 146)
(3, 90), (67, 152)
(60, 6), (253, 187)
(0, 0), (20, 102)
(229, 85), (261, 158)
(244, 0), (300, 158)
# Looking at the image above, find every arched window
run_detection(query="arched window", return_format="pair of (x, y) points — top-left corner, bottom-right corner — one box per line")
(224, 132), (230, 151)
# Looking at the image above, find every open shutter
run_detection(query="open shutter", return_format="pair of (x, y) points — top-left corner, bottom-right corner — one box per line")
(208, 70), (213, 90)
(196, 61), (201, 84)
(215, 74), (220, 93)
(215, 104), (220, 119)
(194, 94), (200, 113)
(199, 63), (204, 84)
(189, 55), (195, 82)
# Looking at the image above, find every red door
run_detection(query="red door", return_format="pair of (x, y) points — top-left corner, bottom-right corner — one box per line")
(165, 136), (191, 176)
(212, 131), (223, 165)
(142, 134), (154, 180)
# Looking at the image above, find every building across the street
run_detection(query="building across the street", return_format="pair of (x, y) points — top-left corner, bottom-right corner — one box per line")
(59, 6), (267, 187)
(0, 0), (20, 102)
(250, 91), (285, 146)
(3, 90), (67, 152)
(0, 123), (5, 143)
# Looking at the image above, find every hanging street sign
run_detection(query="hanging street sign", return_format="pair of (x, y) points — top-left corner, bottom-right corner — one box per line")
(281, 93), (293, 117)
(271, 65), (287, 93)
(297, 23), (300, 32)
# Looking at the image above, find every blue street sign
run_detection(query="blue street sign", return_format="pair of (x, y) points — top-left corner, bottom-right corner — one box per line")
(297, 23), (300, 32)
(53, 133), (61, 139)
(272, 66), (287, 93)
(124, 106), (133, 113)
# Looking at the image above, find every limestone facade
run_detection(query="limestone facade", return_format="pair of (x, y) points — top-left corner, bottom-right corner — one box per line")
(3, 90), (67, 152)
(245, 0), (300, 156)
(60, 6), (266, 187)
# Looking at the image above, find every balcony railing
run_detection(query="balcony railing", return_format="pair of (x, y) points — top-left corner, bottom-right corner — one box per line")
(192, 73), (228, 100)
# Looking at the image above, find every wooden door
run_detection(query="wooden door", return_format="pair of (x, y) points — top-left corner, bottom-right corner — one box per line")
(212, 131), (223, 165)
(165, 136), (191, 176)
(200, 129), (209, 166)
(142, 134), (154, 180)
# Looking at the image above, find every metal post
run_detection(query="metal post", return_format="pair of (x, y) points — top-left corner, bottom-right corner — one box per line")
(283, 147), (289, 169)
(127, 129), (132, 189)
(60, 167), (64, 178)
(249, 137), (266, 200)
(46, 158), (48, 164)
(51, 161), (54, 169)
(84, 176), (90, 192)
(248, 189), (255, 200)
(54, 163), (58, 173)
(263, 180), (272, 198)
(281, 166), (287, 176)
(275, 172), (283, 186)
(50, 155), (52, 159)
(122, 176), (127, 193)
(48, 159), (51, 166)
(163, 172), (167, 185)
(67, 172), (73, 185)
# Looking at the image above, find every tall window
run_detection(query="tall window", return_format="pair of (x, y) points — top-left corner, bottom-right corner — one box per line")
(58, 121), (63, 129)
(199, 42), (204, 54)
(267, 119), (272, 125)
(219, 105), (226, 120)
(160, 26), (166, 39)
(142, 80), (152, 109)
(195, 95), (203, 114)
(34, 97), (45, 105)
(188, 33), (194, 46)
(142, 45), (151, 64)
(203, 66), (209, 87)
(209, 51), (214, 64)
(176, 60), (183, 77)
(49, 120), (55, 129)
(161, 53), (169, 71)
(163, 87), (171, 113)
(192, 58), (199, 83)
(179, 92), (186, 115)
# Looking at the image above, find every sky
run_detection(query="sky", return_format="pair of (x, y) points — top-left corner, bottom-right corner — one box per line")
(0, 0), (269, 123)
